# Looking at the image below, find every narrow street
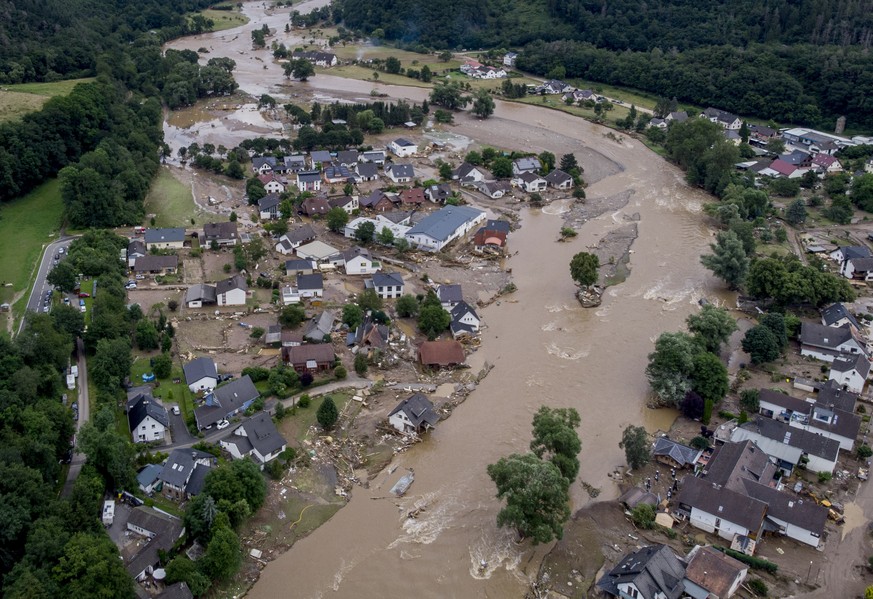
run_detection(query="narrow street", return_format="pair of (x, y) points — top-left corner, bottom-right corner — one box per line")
(18, 236), (75, 335)
(61, 338), (89, 498)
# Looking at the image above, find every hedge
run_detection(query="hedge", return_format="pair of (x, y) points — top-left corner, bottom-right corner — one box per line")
(713, 546), (778, 573)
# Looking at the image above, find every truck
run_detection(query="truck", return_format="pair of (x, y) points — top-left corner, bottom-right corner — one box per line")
(66, 374), (76, 390)
(70, 365), (79, 378)
(102, 500), (115, 527)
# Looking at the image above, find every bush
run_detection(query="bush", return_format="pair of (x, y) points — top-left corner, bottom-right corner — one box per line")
(740, 389), (760, 413)
(250, 326), (265, 339)
(715, 547), (778, 573)
(297, 394), (311, 408)
(748, 578), (768, 597)
(334, 365), (347, 379)
(242, 366), (270, 382)
(858, 445), (873, 460)
(354, 352), (368, 376)
(264, 459), (284, 480)
(690, 436), (711, 450)
(300, 372), (313, 387)
(317, 396), (339, 429)
(818, 471), (833, 483)
(275, 403), (286, 420)
(630, 503), (655, 529)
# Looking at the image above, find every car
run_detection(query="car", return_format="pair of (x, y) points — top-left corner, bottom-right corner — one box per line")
(171, 405), (181, 415)
(71, 402), (78, 411)
(42, 306), (49, 313)
(259, 272), (270, 278)
(80, 305), (86, 313)
(216, 419), (230, 430)
(78, 292), (90, 298)
(53, 259), (59, 266)
(135, 274), (145, 280)
(217, 373), (235, 382)
(58, 247), (65, 254)
(63, 297), (70, 304)
(125, 283), (137, 290)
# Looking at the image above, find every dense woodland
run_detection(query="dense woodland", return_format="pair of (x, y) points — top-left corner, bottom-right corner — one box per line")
(337, 0), (873, 129)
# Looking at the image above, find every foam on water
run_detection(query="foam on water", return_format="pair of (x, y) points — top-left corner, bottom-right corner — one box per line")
(468, 529), (524, 580)
(545, 342), (589, 360)
(388, 491), (458, 548)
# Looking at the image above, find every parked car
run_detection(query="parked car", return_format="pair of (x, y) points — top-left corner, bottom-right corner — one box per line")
(216, 419), (230, 430)
(171, 405), (181, 415)
(78, 292), (90, 298)
(217, 373), (235, 382)
(125, 283), (137, 290)
(135, 275), (145, 280)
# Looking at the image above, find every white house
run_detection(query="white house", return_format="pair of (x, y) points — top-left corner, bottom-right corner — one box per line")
(675, 472), (766, 542)
(821, 302), (862, 330)
(220, 412), (287, 468)
(128, 393), (169, 444)
(216, 274), (248, 306)
(252, 157), (277, 175)
(841, 256), (873, 281)
(275, 224), (317, 255)
(345, 216), (410, 240)
(282, 286), (301, 305)
(830, 353), (871, 394)
(259, 174), (285, 194)
(503, 52), (518, 67)
(296, 171), (322, 192)
(511, 156), (541, 175)
(386, 163), (414, 183)
(144, 228), (185, 250)
(829, 245), (871, 265)
(452, 162), (489, 183)
(388, 138), (418, 157)
(388, 393), (439, 434)
(450, 301), (481, 337)
(730, 416), (840, 475)
(367, 272), (404, 298)
(545, 169), (573, 190)
(404, 205), (487, 252)
(436, 284), (463, 309)
(799, 322), (867, 362)
(297, 272), (323, 300)
(514, 171), (547, 192)
(757, 388), (860, 452)
(185, 284), (217, 308)
(341, 247), (381, 275)
(258, 194), (282, 220)
(683, 546), (748, 599)
(701, 107), (742, 130)
(183, 357), (218, 394)
(597, 545), (688, 599)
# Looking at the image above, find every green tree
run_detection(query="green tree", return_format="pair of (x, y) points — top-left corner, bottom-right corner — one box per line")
(77, 406), (136, 490)
(852, 173), (873, 212)
(53, 533), (134, 599)
(529, 407), (581, 481)
(201, 524), (241, 581)
(631, 503), (656, 529)
(742, 325), (781, 364)
(377, 226), (395, 246)
(645, 332), (702, 407)
(619, 425), (651, 470)
(52, 304), (85, 339)
(354, 221), (375, 244)
(279, 304), (306, 328)
(317, 396), (339, 429)
(225, 159), (245, 179)
(740, 389), (760, 413)
(760, 312), (788, 348)
(357, 288), (382, 312)
(472, 89), (495, 119)
(326, 207), (349, 233)
(342, 304), (364, 329)
(90, 338), (132, 392)
(418, 304), (451, 339)
(486, 453), (570, 544)
(203, 459), (266, 512)
(291, 59), (315, 81)
(691, 352), (729, 405)
(47, 261), (77, 292)
(569, 252), (599, 287)
(165, 556), (211, 596)
(246, 177), (266, 204)
(429, 83), (469, 110)
(785, 198), (807, 225)
(701, 230), (749, 290)
(686, 304), (737, 353)
(384, 56), (402, 74)
(438, 162), (453, 180)
(135, 319), (160, 350)
(396, 294), (419, 318)
(354, 352), (368, 376)
(560, 153), (579, 173)
(153, 352), (173, 379)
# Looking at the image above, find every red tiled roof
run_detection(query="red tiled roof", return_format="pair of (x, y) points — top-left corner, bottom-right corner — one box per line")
(418, 340), (465, 366)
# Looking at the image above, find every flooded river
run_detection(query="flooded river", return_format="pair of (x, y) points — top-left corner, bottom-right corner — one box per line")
(166, 5), (724, 597)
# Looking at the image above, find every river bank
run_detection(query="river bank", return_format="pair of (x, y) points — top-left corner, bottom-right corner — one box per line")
(162, 4), (723, 597)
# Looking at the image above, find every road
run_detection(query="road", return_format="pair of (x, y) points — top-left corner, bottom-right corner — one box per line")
(18, 236), (75, 335)
(61, 338), (89, 498)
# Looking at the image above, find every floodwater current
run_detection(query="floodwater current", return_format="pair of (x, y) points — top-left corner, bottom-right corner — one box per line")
(165, 4), (726, 597)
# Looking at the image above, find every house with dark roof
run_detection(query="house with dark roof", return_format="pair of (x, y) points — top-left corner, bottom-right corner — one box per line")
(284, 154), (307, 172)
(133, 255), (178, 275)
(596, 544), (687, 599)
(125, 506), (185, 581)
(701, 107), (742, 130)
(756, 388), (861, 451)
(282, 343), (335, 373)
(127, 240), (146, 268)
(185, 283), (217, 308)
(145, 228), (186, 250)
(328, 194), (359, 213)
(137, 463), (163, 495)
(683, 545), (747, 599)
(258, 193), (282, 220)
(829, 353), (870, 394)
(366, 272), (404, 298)
(349, 313), (390, 350)
(512, 157), (542, 175)
(404, 205), (486, 251)
(653, 437), (701, 469)
(284, 258), (316, 276)
(220, 412), (287, 467)
(386, 163), (415, 183)
(452, 162), (489, 183)
(418, 340), (465, 367)
(296, 170), (323, 192)
(742, 478), (828, 548)
(341, 247), (381, 275)
(675, 475), (768, 543)
(323, 162), (354, 183)
(275, 224), (318, 255)
(194, 376), (260, 430)
(618, 487), (658, 510)
(204, 221), (239, 247)
(817, 378), (859, 412)
(216, 274), (248, 306)
(360, 150), (386, 164)
(128, 392), (170, 444)
(436, 284), (463, 309)
(336, 150), (358, 166)
(158, 583), (193, 599)
(514, 171), (548, 192)
(830, 244), (872, 264)
(821, 302), (862, 330)
(303, 310), (335, 342)
(842, 256), (873, 280)
(158, 448), (215, 500)
(300, 195), (331, 216)
(354, 162), (379, 182)
(800, 322), (867, 362)
(474, 227), (507, 252)
(297, 272), (323, 299)
(388, 393), (439, 434)
(388, 138), (418, 157)
(265, 324), (281, 346)
(730, 416), (840, 475)
(291, 50), (337, 67)
(183, 357), (218, 393)
(450, 301), (480, 337)
(424, 183), (453, 203)
(252, 156), (278, 174)
(545, 169), (573, 189)
(360, 189), (395, 212)
(399, 188), (426, 206)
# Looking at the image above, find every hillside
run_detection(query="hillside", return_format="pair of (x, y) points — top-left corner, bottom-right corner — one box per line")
(335, 0), (873, 129)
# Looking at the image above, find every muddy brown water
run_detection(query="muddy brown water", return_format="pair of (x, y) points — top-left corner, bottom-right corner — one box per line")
(165, 5), (728, 597)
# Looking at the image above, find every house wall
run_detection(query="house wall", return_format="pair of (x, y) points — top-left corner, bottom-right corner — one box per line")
(682, 580), (711, 599)
(346, 257), (380, 275)
(388, 171), (411, 183)
(789, 420), (854, 451)
(689, 507), (751, 542)
(254, 444), (286, 465)
(133, 416), (165, 443)
(800, 346), (840, 362)
(187, 300), (203, 309)
(187, 376), (217, 394)
(162, 483), (184, 501)
(299, 288), (323, 299)
(264, 181), (285, 194)
(376, 284), (403, 299)
(389, 143), (417, 157)
(127, 522), (156, 539)
(805, 452), (838, 474)
(457, 313), (480, 330)
(389, 412), (412, 433)
(220, 439), (247, 460)
(217, 288), (247, 306)
(616, 582), (643, 599)
(765, 515), (823, 548)
(829, 369), (865, 394)
(146, 240), (184, 250)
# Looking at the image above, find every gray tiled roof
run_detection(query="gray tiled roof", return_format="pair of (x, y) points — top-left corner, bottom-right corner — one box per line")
(128, 393), (170, 430)
(653, 437), (700, 467)
(800, 322), (854, 350)
(545, 169), (573, 185)
(158, 448), (213, 488)
(183, 357), (217, 385)
(133, 255), (178, 272)
(372, 272), (403, 287)
(297, 272), (323, 291)
(216, 274), (247, 295)
(738, 416), (840, 462)
(437, 284), (463, 304)
(388, 393), (440, 429)
(596, 544), (686, 599)
(742, 478), (828, 536)
(676, 475), (767, 532)
(237, 412), (287, 459)
(405, 205), (484, 242)
(185, 284), (217, 305)
(821, 303), (861, 329)
(145, 228), (186, 244)
(286, 224), (317, 245)
(388, 163), (414, 178)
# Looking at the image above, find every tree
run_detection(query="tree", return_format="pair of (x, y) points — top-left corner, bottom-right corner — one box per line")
(90, 338), (132, 392)
(357, 288), (382, 312)
(201, 524), (241, 581)
(740, 389), (760, 413)
(619, 425), (650, 470)
(681, 390), (705, 420)
(418, 304), (451, 339)
(765, 138), (786, 154)
(438, 162), (453, 180)
(290, 59), (315, 81)
(486, 453), (570, 544)
(354, 352), (368, 376)
(153, 352), (172, 379)
(429, 83), (469, 111)
(491, 156), (513, 178)
(645, 332), (702, 407)
(701, 230), (749, 290)
(246, 177), (266, 204)
(760, 312), (788, 348)
(686, 304), (737, 353)
(538, 151), (556, 174)
(52, 304), (85, 339)
(77, 407), (136, 490)
(396, 294), (419, 318)
(384, 56), (402, 74)
(472, 89), (495, 119)
(560, 153), (579, 173)
(529, 407), (581, 481)
(739, 121), (750, 144)
(342, 304), (363, 329)
(47, 261), (77, 292)
(691, 352), (729, 405)
(377, 226), (395, 246)
(165, 556), (210, 596)
(742, 325), (781, 364)
(354, 221), (375, 244)
(279, 304), (306, 328)
(317, 396), (339, 429)
(135, 319), (160, 350)
(326, 207), (349, 233)
(785, 198), (807, 225)
(53, 532), (134, 598)
(631, 503), (656, 529)
(569, 252), (599, 287)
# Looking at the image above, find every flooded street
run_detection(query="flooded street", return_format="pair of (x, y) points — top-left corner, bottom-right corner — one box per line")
(166, 5), (725, 597)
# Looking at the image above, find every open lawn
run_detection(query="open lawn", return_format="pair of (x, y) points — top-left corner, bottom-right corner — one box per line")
(514, 94), (633, 125)
(0, 78), (94, 123)
(130, 357), (195, 421)
(331, 44), (461, 70)
(144, 167), (210, 227)
(0, 179), (64, 327)
(198, 8), (248, 33)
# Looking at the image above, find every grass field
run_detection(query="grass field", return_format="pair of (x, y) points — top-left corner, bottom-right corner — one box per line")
(130, 357), (195, 419)
(144, 168), (209, 227)
(515, 94), (633, 124)
(198, 8), (249, 32)
(0, 78), (94, 123)
(0, 180), (64, 322)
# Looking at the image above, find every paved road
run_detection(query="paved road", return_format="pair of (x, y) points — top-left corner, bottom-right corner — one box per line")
(19, 236), (75, 335)
(61, 338), (90, 498)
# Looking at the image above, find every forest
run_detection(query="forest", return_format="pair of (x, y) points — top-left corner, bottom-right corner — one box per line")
(335, 0), (873, 129)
